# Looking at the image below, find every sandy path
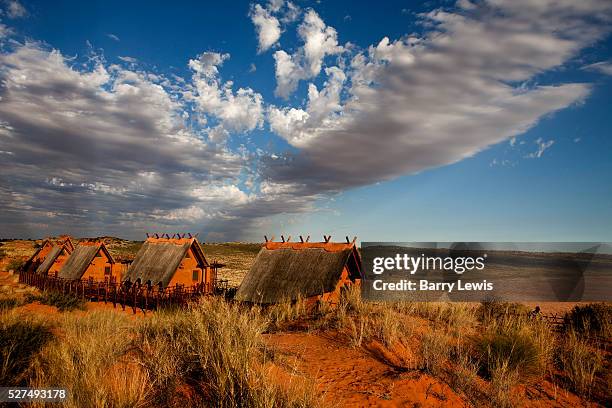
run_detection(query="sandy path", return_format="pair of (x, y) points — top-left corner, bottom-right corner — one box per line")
(267, 331), (466, 407)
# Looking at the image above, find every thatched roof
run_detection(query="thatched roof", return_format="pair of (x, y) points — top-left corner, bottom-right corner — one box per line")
(58, 243), (113, 280)
(59, 236), (75, 252)
(235, 244), (361, 304)
(26, 236), (74, 264)
(36, 245), (63, 275)
(122, 238), (208, 288)
(25, 240), (52, 267)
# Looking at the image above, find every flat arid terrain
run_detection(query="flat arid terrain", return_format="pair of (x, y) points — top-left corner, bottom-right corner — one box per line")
(1, 239), (610, 407)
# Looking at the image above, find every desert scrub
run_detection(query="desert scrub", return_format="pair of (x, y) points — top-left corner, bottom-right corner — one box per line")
(488, 358), (520, 408)
(0, 310), (53, 386)
(316, 285), (372, 331)
(557, 329), (604, 398)
(0, 294), (22, 310)
(6, 257), (25, 272)
(476, 327), (544, 381)
(479, 305), (555, 376)
(419, 329), (452, 376)
(447, 343), (481, 404)
(477, 299), (530, 325)
(26, 290), (86, 311)
(393, 302), (477, 334)
(265, 295), (308, 331)
(370, 307), (403, 346)
(563, 303), (611, 338)
(340, 302), (414, 349)
(135, 298), (320, 408)
(31, 310), (146, 408)
(475, 312), (545, 407)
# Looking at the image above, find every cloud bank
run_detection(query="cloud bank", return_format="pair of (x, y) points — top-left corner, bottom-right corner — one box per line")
(1, 0), (611, 239)
(264, 0), (611, 195)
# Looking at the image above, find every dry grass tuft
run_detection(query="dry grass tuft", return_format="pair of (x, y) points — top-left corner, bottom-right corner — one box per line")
(557, 329), (604, 398)
(419, 329), (452, 376)
(0, 294), (22, 311)
(488, 358), (520, 408)
(135, 298), (320, 408)
(0, 310), (53, 386)
(265, 295), (309, 331)
(31, 310), (143, 408)
(447, 343), (481, 402)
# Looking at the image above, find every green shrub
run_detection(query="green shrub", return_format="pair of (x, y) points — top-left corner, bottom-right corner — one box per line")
(0, 311), (53, 386)
(563, 303), (612, 338)
(7, 258), (25, 272)
(476, 329), (542, 380)
(26, 291), (86, 311)
(477, 299), (530, 324)
(0, 296), (22, 311)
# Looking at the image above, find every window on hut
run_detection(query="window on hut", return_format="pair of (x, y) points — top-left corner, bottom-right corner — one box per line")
(192, 270), (199, 281)
(104, 266), (111, 276)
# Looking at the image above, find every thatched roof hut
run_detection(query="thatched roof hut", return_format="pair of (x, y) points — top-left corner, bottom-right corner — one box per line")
(235, 237), (362, 304)
(58, 242), (115, 281)
(122, 236), (210, 289)
(35, 244), (71, 275)
(24, 235), (74, 273)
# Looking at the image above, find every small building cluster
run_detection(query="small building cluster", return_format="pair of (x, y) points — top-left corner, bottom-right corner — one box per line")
(23, 233), (362, 304)
(25, 233), (223, 295)
(23, 235), (75, 274)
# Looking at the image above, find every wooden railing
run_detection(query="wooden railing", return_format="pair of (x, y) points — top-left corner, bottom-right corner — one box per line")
(18, 272), (230, 314)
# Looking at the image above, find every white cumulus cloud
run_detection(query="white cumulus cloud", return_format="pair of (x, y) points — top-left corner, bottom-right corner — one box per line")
(250, 4), (281, 53)
(187, 52), (264, 136)
(273, 9), (343, 98)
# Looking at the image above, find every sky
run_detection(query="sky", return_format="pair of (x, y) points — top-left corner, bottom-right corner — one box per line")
(0, 0), (611, 242)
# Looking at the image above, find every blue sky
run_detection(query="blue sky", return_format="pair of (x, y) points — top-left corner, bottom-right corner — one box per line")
(0, 0), (611, 241)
